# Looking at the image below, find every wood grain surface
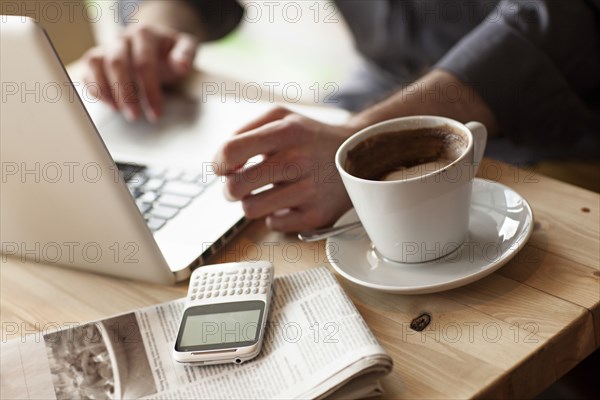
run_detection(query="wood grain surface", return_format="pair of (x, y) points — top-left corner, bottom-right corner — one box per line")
(1, 64), (598, 400)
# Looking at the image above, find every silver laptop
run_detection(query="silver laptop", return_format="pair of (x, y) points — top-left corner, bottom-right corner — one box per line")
(0, 16), (248, 284)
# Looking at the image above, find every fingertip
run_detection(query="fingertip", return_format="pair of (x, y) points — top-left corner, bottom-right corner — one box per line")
(211, 156), (224, 175)
(146, 109), (159, 123)
(169, 56), (192, 76)
(211, 150), (237, 176)
(169, 36), (196, 76)
(222, 180), (237, 202)
(265, 214), (289, 233)
(265, 209), (306, 233)
(265, 215), (277, 231)
(145, 101), (163, 122)
(124, 107), (138, 122)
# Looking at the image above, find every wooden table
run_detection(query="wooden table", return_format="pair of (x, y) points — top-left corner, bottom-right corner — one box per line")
(2, 158), (598, 398)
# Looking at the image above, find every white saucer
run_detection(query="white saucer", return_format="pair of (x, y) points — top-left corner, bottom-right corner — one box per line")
(326, 178), (534, 294)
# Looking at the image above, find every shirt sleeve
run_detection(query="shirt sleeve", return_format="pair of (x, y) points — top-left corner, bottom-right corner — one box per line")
(184, 0), (244, 41)
(436, 0), (600, 147)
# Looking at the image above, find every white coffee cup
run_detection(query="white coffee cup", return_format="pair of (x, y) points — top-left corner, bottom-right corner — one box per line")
(335, 116), (487, 263)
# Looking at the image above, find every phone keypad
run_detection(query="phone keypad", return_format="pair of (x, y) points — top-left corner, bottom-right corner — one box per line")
(188, 264), (272, 301)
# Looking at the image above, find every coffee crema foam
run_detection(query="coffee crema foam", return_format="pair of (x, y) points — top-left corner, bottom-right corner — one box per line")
(381, 159), (454, 181)
(344, 125), (467, 181)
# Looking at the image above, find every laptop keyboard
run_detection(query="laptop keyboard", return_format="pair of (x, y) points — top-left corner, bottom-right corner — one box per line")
(116, 162), (217, 232)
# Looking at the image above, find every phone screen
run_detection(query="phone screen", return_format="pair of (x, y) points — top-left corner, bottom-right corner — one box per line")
(175, 301), (265, 351)
(180, 309), (261, 347)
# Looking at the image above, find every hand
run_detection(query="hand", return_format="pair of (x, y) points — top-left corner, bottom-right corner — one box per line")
(81, 25), (197, 122)
(213, 107), (355, 233)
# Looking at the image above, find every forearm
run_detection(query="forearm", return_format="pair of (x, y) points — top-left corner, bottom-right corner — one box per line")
(347, 69), (498, 135)
(136, 0), (205, 39)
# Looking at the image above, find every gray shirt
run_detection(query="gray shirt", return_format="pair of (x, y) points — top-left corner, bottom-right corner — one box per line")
(187, 0), (600, 156)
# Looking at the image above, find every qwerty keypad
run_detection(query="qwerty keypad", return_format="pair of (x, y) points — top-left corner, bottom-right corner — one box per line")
(188, 264), (273, 301)
(116, 162), (217, 232)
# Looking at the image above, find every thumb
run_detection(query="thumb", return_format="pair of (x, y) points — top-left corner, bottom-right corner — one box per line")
(168, 33), (198, 76)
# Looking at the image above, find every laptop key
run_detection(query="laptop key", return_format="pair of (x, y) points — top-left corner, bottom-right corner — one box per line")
(144, 166), (166, 178)
(136, 201), (152, 215)
(143, 178), (165, 192)
(146, 217), (166, 232)
(162, 181), (203, 197)
(163, 169), (184, 180)
(158, 193), (192, 208)
(180, 171), (202, 182)
(128, 186), (142, 198)
(149, 205), (179, 220)
(127, 184), (144, 199)
(128, 172), (148, 187)
(138, 191), (159, 203)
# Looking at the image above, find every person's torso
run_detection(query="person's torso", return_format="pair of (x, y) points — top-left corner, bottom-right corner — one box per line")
(335, 0), (500, 82)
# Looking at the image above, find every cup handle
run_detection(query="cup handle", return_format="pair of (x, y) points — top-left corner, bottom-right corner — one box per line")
(465, 121), (488, 175)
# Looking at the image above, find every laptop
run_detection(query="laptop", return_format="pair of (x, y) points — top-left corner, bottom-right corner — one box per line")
(0, 16), (350, 284)
(0, 16), (251, 284)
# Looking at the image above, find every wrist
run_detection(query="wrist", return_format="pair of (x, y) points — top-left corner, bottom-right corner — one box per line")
(342, 114), (372, 137)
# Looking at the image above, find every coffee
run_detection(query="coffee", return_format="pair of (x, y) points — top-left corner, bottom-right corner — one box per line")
(336, 117), (487, 263)
(344, 125), (467, 181)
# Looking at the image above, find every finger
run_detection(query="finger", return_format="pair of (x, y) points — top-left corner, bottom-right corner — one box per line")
(131, 30), (162, 122)
(234, 106), (292, 134)
(83, 50), (117, 110)
(224, 152), (308, 200)
(103, 38), (141, 121)
(214, 117), (307, 175)
(265, 209), (312, 233)
(168, 33), (197, 76)
(240, 178), (315, 220)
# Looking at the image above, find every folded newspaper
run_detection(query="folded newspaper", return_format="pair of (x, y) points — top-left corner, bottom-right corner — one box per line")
(1, 267), (393, 399)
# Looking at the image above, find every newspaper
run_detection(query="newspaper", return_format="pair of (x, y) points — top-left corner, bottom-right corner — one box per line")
(1, 267), (393, 399)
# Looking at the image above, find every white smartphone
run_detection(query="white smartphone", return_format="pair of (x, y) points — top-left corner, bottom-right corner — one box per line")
(173, 261), (274, 365)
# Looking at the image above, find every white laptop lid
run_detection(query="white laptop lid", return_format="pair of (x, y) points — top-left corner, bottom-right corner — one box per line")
(0, 17), (177, 284)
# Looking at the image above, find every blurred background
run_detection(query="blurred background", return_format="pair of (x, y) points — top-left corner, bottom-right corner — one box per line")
(0, 0), (597, 192)
(0, 0), (362, 98)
